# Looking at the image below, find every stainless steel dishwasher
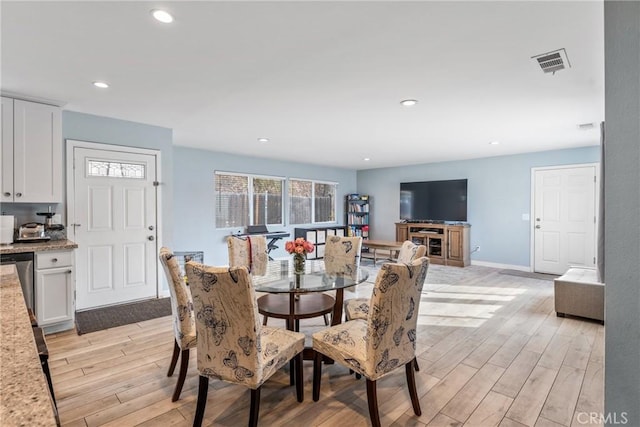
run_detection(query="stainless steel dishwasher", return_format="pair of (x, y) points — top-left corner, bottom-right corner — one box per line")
(0, 252), (35, 310)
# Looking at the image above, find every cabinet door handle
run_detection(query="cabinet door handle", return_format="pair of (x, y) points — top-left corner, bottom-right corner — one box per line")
(15, 192), (22, 197)
(67, 270), (72, 274)
(3, 192), (10, 197)
(51, 258), (58, 262)
(148, 236), (155, 241)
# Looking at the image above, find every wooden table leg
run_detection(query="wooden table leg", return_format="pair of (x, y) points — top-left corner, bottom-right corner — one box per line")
(289, 293), (298, 332)
(331, 288), (345, 326)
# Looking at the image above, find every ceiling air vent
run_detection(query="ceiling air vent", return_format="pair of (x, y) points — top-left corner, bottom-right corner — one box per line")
(532, 48), (571, 74)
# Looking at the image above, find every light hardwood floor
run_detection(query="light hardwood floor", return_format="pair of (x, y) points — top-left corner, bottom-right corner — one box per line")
(46, 264), (604, 427)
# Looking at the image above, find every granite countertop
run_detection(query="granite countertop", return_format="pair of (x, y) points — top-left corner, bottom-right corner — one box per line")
(0, 239), (78, 255)
(0, 264), (58, 426)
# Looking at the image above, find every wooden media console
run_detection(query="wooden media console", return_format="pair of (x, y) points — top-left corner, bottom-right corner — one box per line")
(396, 222), (470, 267)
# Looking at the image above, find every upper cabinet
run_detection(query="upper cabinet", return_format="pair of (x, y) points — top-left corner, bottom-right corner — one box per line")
(1, 97), (62, 203)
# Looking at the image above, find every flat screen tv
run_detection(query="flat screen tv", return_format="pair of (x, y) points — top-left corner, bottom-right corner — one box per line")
(400, 179), (468, 222)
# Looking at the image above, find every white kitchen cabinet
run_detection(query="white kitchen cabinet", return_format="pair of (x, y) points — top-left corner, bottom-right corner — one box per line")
(36, 250), (74, 327)
(1, 97), (62, 203)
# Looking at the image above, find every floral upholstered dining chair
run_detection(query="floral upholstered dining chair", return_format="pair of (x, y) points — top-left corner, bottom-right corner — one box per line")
(158, 247), (197, 402)
(312, 257), (429, 427)
(323, 235), (363, 275)
(227, 234), (268, 276)
(186, 261), (305, 427)
(344, 240), (426, 321)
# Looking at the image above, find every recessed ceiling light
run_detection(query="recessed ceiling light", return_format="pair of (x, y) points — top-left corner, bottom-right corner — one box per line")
(258, 138), (269, 143)
(489, 141), (500, 145)
(363, 157), (371, 161)
(400, 99), (418, 107)
(151, 9), (174, 24)
(93, 81), (109, 89)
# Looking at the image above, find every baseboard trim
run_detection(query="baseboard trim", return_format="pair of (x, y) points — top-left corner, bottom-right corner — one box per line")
(471, 260), (531, 272)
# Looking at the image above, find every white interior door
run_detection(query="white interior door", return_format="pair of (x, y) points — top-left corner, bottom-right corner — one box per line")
(72, 146), (158, 310)
(533, 165), (597, 274)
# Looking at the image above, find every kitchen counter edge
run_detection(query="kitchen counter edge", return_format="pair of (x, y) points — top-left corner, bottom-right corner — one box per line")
(0, 239), (78, 255)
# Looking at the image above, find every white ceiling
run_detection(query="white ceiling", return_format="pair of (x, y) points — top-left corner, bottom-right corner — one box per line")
(1, 1), (604, 170)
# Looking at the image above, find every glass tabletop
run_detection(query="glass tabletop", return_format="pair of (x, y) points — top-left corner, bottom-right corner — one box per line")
(252, 259), (369, 294)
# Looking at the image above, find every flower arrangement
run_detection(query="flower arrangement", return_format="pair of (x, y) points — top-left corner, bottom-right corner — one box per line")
(285, 237), (315, 255)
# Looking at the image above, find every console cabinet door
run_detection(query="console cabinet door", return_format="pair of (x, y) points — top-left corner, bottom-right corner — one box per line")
(13, 99), (62, 203)
(36, 266), (74, 326)
(396, 224), (409, 241)
(447, 228), (463, 261)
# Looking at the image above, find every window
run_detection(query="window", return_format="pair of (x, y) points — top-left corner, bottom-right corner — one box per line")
(215, 172), (284, 228)
(289, 179), (337, 224)
(87, 160), (145, 179)
(314, 182), (336, 222)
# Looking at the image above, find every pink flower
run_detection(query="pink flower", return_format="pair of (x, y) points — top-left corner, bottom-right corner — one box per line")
(284, 238), (315, 255)
(285, 241), (295, 253)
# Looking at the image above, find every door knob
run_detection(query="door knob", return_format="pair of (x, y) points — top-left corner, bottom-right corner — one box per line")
(148, 225), (154, 231)
(148, 236), (155, 241)
(535, 225), (541, 229)
(3, 192), (10, 197)
(15, 192), (22, 197)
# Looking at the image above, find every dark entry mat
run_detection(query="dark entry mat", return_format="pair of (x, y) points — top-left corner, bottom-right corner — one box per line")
(75, 297), (171, 335)
(499, 269), (558, 281)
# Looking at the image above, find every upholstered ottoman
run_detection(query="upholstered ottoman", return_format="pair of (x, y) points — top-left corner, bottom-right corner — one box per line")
(554, 267), (604, 324)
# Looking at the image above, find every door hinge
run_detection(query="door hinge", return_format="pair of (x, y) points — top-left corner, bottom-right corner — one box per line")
(153, 181), (160, 186)
(74, 290), (76, 301)
(593, 257), (596, 264)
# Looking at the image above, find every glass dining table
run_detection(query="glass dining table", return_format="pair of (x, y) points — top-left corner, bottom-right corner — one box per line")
(252, 259), (369, 340)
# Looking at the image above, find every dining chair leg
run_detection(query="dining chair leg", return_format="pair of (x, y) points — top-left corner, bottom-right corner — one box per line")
(313, 350), (323, 402)
(262, 315), (268, 326)
(323, 314), (329, 325)
(193, 375), (209, 427)
(289, 360), (295, 386)
(295, 352), (304, 402)
(366, 379), (381, 427)
(249, 387), (261, 427)
(414, 358), (420, 371)
(406, 359), (422, 416)
(167, 339), (180, 376)
(172, 348), (190, 402)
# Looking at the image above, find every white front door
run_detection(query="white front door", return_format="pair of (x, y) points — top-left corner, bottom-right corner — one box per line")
(71, 145), (158, 310)
(533, 165), (597, 274)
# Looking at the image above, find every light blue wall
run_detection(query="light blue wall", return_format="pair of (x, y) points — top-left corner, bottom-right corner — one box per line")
(357, 146), (600, 269)
(172, 146), (357, 266)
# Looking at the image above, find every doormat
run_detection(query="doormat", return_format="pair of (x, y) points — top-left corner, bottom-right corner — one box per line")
(75, 297), (172, 335)
(499, 269), (558, 281)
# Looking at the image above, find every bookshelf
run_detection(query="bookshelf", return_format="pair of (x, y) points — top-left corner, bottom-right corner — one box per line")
(346, 194), (370, 248)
